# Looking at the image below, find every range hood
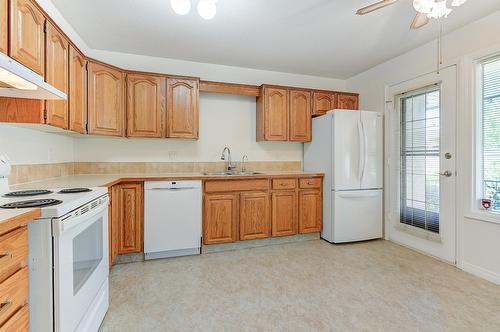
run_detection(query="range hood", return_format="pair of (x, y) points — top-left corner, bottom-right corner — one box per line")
(0, 52), (66, 100)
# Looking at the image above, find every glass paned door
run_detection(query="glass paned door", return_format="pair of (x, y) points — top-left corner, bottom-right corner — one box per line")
(400, 88), (441, 233)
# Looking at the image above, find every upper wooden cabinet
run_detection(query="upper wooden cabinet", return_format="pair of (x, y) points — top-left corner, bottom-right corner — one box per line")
(257, 86), (312, 142)
(257, 86), (289, 141)
(112, 182), (143, 254)
(289, 89), (312, 142)
(203, 193), (239, 245)
(69, 45), (87, 134)
(10, 0), (45, 75)
(127, 74), (166, 138)
(87, 61), (125, 137)
(337, 93), (359, 110)
(239, 191), (270, 241)
(166, 78), (199, 139)
(45, 22), (69, 129)
(313, 91), (337, 116)
(0, 0), (7, 54)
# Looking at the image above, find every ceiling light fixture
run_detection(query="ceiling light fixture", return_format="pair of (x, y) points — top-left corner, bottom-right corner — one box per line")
(427, 1), (452, 19)
(413, 0), (435, 14)
(171, 0), (191, 15)
(197, 0), (218, 20)
(451, 0), (467, 6)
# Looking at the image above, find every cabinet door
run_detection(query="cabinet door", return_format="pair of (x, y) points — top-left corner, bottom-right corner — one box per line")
(45, 22), (69, 129)
(313, 91), (337, 116)
(239, 191), (270, 241)
(88, 62), (125, 136)
(10, 0), (45, 75)
(69, 45), (87, 134)
(298, 189), (322, 234)
(271, 191), (297, 237)
(127, 74), (166, 138)
(263, 87), (289, 141)
(0, 0), (7, 54)
(337, 93), (359, 110)
(166, 78), (199, 139)
(203, 193), (238, 245)
(112, 183), (143, 254)
(289, 89), (312, 142)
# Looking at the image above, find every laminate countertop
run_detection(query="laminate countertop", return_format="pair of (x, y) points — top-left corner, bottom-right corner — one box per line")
(10, 172), (325, 190)
(0, 208), (41, 235)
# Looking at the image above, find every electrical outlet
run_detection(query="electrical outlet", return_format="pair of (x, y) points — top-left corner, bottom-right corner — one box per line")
(168, 151), (177, 161)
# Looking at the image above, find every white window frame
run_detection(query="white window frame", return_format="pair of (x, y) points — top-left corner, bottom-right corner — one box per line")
(464, 49), (500, 224)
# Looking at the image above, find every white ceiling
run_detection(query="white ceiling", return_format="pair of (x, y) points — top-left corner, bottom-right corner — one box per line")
(51, 0), (500, 79)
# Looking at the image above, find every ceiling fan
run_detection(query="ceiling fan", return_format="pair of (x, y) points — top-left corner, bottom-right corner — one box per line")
(356, 0), (468, 30)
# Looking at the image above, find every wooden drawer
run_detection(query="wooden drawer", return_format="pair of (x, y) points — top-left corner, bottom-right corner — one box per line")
(0, 227), (28, 284)
(272, 178), (297, 190)
(299, 177), (322, 189)
(0, 267), (28, 327)
(0, 304), (28, 332)
(204, 179), (269, 193)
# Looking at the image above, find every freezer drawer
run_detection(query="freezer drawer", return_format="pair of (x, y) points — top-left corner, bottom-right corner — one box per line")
(332, 189), (383, 243)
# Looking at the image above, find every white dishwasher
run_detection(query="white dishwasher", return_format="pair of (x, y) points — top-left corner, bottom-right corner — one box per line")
(144, 180), (202, 260)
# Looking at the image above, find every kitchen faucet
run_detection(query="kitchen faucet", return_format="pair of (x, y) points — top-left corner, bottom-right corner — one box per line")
(220, 147), (237, 172)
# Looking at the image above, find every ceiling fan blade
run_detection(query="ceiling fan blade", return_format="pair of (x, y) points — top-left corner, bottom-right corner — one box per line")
(410, 12), (430, 29)
(356, 0), (399, 15)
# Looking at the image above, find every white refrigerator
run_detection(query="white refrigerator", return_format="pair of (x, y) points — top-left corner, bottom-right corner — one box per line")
(304, 110), (383, 243)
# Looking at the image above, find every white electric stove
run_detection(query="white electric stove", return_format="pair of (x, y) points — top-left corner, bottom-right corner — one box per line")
(0, 187), (110, 332)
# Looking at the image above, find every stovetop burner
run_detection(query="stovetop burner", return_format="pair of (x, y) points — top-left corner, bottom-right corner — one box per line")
(0, 199), (63, 209)
(3, 189), (53, 197)
(59, 188), (92, 194)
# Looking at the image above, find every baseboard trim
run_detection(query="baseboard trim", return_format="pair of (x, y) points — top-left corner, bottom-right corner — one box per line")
(461, 261), (500, 285)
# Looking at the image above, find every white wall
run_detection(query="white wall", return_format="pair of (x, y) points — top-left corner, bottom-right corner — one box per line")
(346, 10), (500, 284)
(74, 94), (302, 162)
(0, 124), (74, 165)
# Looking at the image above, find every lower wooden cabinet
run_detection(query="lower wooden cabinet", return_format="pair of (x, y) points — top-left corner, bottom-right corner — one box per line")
(203, 193), (238, 245)
(239, 191), (270, 241)
(111, 182), (143, 254)
(298, 189), (322, 234)
(271, 190), (298, 237)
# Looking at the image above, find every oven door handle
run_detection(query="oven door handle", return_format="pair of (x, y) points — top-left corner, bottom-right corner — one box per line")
(53, 197), (108, 237)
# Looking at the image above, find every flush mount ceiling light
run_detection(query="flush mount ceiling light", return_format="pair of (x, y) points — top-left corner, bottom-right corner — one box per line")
(170, 0), (218, 20)
(197, 0), (218, 20)
(170, 0), (191, 15)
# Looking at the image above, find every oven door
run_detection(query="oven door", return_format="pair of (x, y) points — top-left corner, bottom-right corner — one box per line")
(53, 196), (109, 332)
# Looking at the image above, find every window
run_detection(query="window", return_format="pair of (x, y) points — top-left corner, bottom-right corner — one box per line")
(400, 87), (441, 233)
(479, 57), (500, 212)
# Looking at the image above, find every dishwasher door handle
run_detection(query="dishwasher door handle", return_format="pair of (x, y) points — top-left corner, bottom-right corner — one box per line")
(148, 187), (199, 191)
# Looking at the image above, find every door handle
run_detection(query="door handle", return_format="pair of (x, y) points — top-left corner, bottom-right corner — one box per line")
(440, 170), (453, 177)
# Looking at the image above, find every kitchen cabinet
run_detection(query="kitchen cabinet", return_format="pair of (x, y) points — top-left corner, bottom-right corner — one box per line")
(0, 0), (7, 54)
(239, 191), (270, 240)
(257, 86), (312, 142)
(298, 189), (322, 234)
(166, 77), (199, 139)
(271, 190), (298, 237)
(112, 182), (143, 254)
(313, 91), (337, 116)
(10, 0), (45, 75)
(69, 45), (87, 134)
(257, 86), (289, 141)
(203, 193), (238, 245)
(337, 93), (359, 110)
(127, 74), (166, 138)
(45, 21), (69, 129)
(289, 89), (312, 142)
(87, 61), (125, 137)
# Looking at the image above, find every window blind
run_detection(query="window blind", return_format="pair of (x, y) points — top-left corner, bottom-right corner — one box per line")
(400, 88), (440, 233)
(482, 58), (500, 212)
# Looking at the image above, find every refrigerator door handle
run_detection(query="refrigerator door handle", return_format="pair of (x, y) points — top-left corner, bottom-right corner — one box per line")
(361, 119), (368, 182)
(337, 191), (380, 198)
(357, 119), (366, 182)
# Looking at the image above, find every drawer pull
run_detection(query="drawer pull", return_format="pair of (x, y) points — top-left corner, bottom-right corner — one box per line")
(0, 300), (13, 316)
(0, 252), (12, 263)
